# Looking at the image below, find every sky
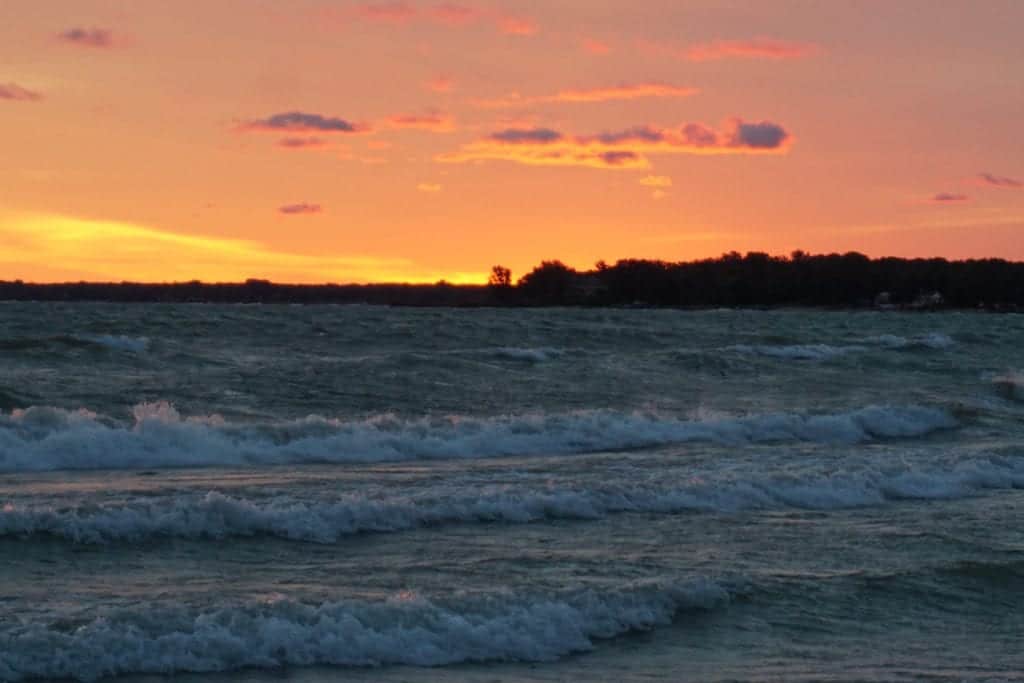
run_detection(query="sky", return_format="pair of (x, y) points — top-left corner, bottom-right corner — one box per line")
(1, 1), (1023, 284)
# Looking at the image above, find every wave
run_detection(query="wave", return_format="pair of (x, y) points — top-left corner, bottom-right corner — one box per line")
(483, 347), (564, 362)
(8, 451), (1019, 545)
(0, 334), (148, 354)
(726, 332), (955, 361)
(0, 402), (957, 473)
(0, 580), (729, 682)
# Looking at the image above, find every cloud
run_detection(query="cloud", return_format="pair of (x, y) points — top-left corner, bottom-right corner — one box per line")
(0, 82), (42, 102)
(547, 83), (698, 104)
(583, 125), (666, 145)
(728, 120), (789, 148)
(276, 137), (328, 149)
(490, 127), (563, 144)
(651, 189), (668, 200)
(639, 175), (672, 188)
(386, 111), (456, 132)
(499, 15), (538, 36)
(239, 111), (368, 134)
(931, 193), (970, 203)
(278, 203), (323, 215)
(475, 83), (698, 108)
(417, 183), (443, 192)
(58, 27), (114, 48)
(686, 38), (819, 61)
(440, 118), (792, 170)
(356, 2), (417, 23)
(429, 3), (482, 25)
(978, 172), (1022, 189)
(425, 75), (455, 93)
(581, 38), (611, 55)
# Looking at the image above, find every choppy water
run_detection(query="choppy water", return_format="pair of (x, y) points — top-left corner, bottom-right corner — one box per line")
(1, 303), (1022, 682)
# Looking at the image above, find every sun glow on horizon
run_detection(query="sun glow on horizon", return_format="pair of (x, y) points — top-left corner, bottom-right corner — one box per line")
(0, 213), (486, 284)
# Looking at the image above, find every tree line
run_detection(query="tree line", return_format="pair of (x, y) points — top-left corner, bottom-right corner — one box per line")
(2, 251), (1023, 308)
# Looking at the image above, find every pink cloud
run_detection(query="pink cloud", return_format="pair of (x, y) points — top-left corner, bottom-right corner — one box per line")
(440, 118), (793, 170)
(474, 83), (698, 108)
(686, 38), (819, 61)
(276, 137), (328, 150)
(424, 75), (456, 93)
(428, 3), (482, 25)
(931, 192), (970, 203)
(386, 111), (457, 132)
(0, 82), (42, 102)
(499, 15), (538, 36)
(356, 2), (417, 23)
(581, 38), (611, 55)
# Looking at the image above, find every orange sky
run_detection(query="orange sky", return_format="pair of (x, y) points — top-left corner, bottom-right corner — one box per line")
(2, 1), (1022, 283)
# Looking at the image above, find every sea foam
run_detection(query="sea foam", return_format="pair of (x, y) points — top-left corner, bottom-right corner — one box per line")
(0, 581), (728, 681)
(0, 402), (957, 473)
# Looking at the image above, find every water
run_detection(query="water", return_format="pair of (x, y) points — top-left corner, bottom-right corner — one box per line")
(1, 304), (1022, 682)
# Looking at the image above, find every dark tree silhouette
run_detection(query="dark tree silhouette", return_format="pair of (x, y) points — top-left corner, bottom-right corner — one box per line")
(488, 265), (512, 288)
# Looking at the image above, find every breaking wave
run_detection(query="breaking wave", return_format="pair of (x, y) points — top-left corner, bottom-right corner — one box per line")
(3, 450), (1019, 544)
(0, 402), (957, 473)
(0, 580), (729, 681)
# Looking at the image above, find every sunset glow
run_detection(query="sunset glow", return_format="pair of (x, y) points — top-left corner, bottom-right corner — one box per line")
(2, 1), (1022, 283)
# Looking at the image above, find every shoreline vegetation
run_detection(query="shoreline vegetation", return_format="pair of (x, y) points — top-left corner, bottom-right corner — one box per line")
(2, 251), (1023, 309)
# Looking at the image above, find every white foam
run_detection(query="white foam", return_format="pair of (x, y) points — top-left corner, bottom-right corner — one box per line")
(992, 373), (1024, 402)
(0, 581), (728, 681)
(0, 402), (956, 473)
(728, 333), (955, 361)
(486, 347), (564, 362)
(7, 450), (1018, 545)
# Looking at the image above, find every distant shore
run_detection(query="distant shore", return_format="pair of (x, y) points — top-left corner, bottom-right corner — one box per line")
(3, 252), (1023, 308)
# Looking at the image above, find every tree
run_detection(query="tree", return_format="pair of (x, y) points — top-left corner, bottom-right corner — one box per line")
(488, 265), (512, 288)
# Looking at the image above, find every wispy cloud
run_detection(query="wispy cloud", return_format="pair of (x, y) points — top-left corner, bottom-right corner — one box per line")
(429, 3), (482, 25)
(489, 127), (563, 144)
(978, 172), (1022, 189)
(931, 192), (970, 203)
(424, 75), (455, 93)
(276, 137), (329, 150)
(639, 175), (672, 188)
(440, 118), (792, 170)
(686, 38), (819, 61)
(0, 82), (42, 102)
(581, 38), (611, 55)
(58, 27), (114, 48)
(498, 15), (538, 36)
(386, 111), (457, 132)
(239, 111), (370, 134)
(278, 203), (323, 215)
(417, 182), (443, 192)
(349, 3), (536, 35)
(356, 2), (417, 23)
(475, 83), (698, 108)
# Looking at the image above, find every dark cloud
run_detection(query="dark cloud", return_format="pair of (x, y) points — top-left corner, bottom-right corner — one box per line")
(979, 172), (1022, 189)
(58, 27), (113, 48)
(729, 120), (789, 149)
(490, 127), (563, 144)
(589, 125), (665, 145)
(597, 150), (641, 166)
(0, 82), (42, 102)
(242, 112), (365, 134)
(277, 137), (328, 149)
(278, 203), (323, 215)
(932, 193), (970, 202)
(680, 123), (719, 147)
